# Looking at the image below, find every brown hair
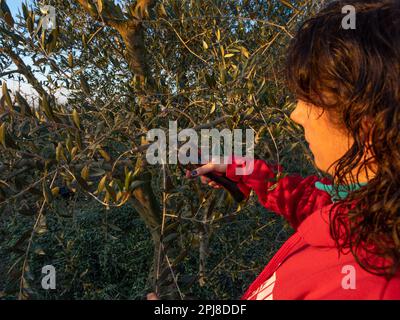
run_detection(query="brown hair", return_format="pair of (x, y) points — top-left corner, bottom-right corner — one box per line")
(286, 0), (400, 277)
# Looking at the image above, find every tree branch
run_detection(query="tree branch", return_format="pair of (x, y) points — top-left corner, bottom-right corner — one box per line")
(74, 0), (125, 29)
(74, 0), (157, 87)
(0, 70), (19, 77)
(0, 47), (48, 98)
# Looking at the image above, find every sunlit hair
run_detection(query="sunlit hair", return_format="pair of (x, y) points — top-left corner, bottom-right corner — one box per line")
(286, 0), (400, 277)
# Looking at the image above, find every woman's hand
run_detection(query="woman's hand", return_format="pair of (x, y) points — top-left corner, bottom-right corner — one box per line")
(185, 161), (228, 189)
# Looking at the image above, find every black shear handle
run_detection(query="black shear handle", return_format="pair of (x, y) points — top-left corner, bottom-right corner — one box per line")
(203, 171), (247, 203)
(186, 161), (247, 203)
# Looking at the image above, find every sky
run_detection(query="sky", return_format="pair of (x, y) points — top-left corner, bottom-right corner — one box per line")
(3, 1), (35, 98)
(8, 0), (27, 15)
(2, 0), (69, 104)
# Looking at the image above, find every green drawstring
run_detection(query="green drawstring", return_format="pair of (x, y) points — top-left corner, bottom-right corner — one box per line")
(314, 181), (368, 203)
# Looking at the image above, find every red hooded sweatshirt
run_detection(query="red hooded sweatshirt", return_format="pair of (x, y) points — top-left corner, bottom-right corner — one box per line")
(224, 156), (400, 300)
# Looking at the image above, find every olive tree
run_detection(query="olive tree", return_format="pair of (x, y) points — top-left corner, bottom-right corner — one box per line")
(0, 0), (322, 299)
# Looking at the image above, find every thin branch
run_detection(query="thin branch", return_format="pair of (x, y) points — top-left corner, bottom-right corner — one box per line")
(0, 47), (48, 98)
(0, 70), (19, 77)
(18, 172), (57, 300)
(161, 18), (209, 66)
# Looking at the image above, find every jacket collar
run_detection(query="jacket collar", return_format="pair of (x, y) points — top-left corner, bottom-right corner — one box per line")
(298, 181), (368, 247)
(314, 181), (368, 203)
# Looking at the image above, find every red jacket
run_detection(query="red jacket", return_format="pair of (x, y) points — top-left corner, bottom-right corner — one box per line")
(225, 156), (400, 300)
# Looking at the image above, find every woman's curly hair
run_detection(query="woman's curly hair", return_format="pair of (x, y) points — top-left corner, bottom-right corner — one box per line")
(286, 0), (400, 278)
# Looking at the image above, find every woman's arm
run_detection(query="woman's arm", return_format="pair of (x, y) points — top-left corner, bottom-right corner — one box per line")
(225, 156), (333, 230)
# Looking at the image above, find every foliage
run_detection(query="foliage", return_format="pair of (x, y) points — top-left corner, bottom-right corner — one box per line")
(1, 189), (297, 299)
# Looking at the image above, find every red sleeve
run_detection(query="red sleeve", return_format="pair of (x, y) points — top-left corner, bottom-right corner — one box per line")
(225, 156), (333, 230)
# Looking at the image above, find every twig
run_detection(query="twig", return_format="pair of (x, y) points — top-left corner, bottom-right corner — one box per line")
(18, 172), (57, 300)
(161, 18), (209, 66)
